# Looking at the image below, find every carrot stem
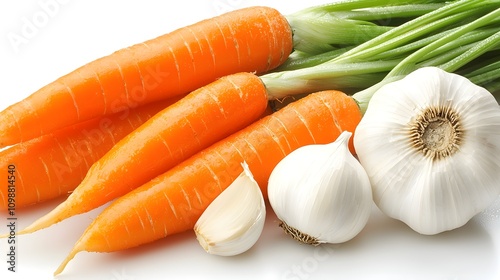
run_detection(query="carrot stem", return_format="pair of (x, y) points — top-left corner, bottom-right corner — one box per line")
(353, 7), (500, 112)
(387, 7), (500, 77)
(287, 1), (447, 54)
(262, 0), (500, 113)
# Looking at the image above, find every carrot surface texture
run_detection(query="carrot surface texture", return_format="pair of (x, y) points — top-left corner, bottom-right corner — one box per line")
(16, 72), (269, 236)
(0, 98), (178, 210)
(0, 6), (292, 148)
(54, 90), (362, 275)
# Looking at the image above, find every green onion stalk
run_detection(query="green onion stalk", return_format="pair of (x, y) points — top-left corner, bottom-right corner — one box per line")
(262, 0), (500, 112)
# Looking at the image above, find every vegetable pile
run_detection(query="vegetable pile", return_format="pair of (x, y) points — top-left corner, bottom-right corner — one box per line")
(1, 0), (499, 276)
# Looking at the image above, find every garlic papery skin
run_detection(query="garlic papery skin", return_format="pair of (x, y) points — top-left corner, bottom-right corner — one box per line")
(268, 131), (373, 245)
(354, 66), (500, 235)
(194, 162), (265, 256)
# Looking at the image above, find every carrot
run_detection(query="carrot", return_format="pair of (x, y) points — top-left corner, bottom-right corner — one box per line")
(0, 98), (179, 210)
(0, 6), (292, 148)
(16, 72), (269, 235)
(54, 90), (362, 275)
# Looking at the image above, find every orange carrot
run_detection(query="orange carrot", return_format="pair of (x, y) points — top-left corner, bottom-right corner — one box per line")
(0, 98), (179, 210)
(16, 72), (269, 235)
(0, 6), (292, 148)
(54, 90), (362, 275)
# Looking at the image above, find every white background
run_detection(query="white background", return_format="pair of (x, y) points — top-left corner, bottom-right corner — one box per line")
(0, 1), (499, 279)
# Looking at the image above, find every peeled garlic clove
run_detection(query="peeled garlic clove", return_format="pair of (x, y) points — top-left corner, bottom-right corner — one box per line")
(354, 67), (500, 235)
(194, 161), (266, 256)
(268, 131), (373, 245)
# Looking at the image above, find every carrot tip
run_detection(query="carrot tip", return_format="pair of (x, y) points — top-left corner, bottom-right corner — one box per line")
(54, 247), (81, 276)
(17, 200), (72, 236)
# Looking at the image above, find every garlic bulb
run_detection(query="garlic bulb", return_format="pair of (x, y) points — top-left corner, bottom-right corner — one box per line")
(268, 131), (372, 245)
(354, 66), (500, 235)
(194, 162), (265, 256)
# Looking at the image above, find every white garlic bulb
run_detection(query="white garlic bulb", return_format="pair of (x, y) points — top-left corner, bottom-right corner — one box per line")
(268, 131), (373, 245)
(194, 161), (266, 256)
(354, 66), (500, 235)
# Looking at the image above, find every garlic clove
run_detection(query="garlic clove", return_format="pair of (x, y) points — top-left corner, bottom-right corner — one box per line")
(268, 131), (373, 245)
(194, 161), (266, 256)
(354, 67), (500, 235)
